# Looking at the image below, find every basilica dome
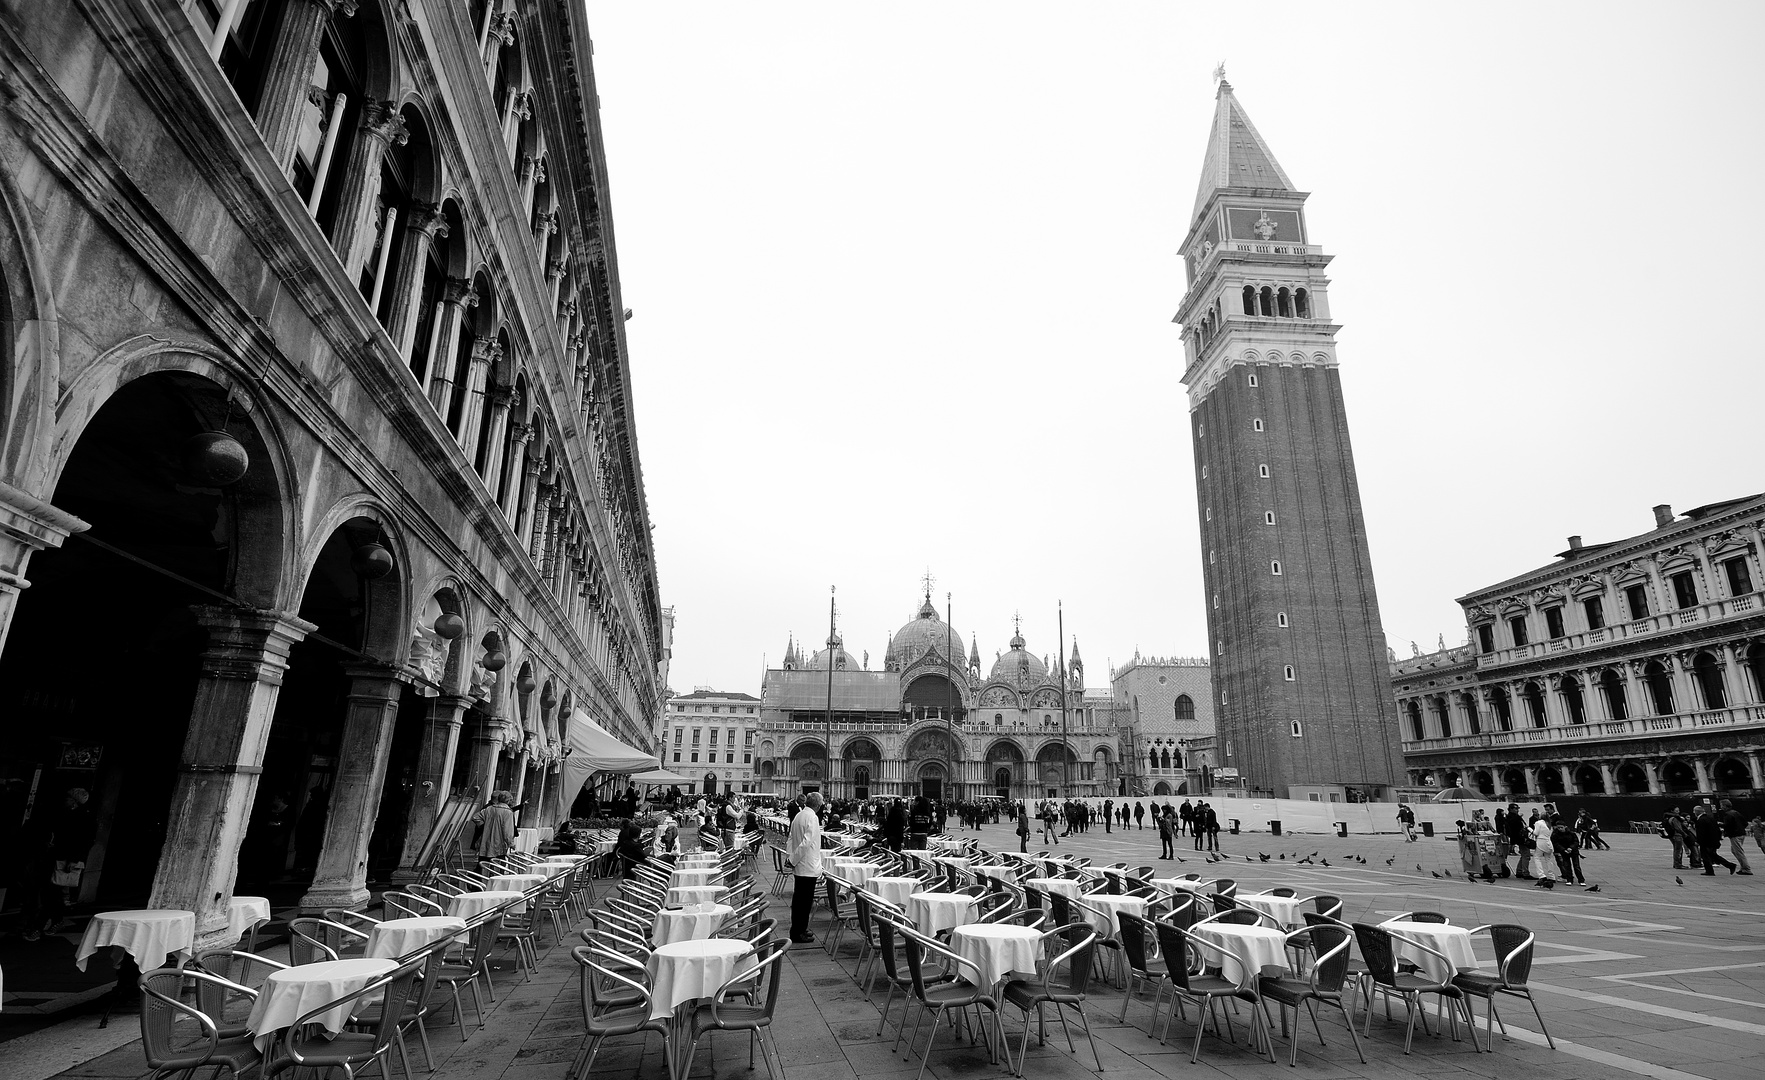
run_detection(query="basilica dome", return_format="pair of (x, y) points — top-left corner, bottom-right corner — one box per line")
(806, 634), (861, 671)
(988, 630), (1049, 684)
(885, 596), (966, 670)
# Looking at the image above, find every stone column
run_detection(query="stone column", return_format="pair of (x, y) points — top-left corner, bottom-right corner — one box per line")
(1598, 761), (1617, 794)
(301, 668), (405, 911)
(1643, 760), (1664, 795)
(327, 99), (408, 281)
(1746, 751), (1765, 790)
(546, 258), (567, 313)
(1717, 642), (1747, 710)
(519, 766), (546, 828)
(387, 202), (448, 361)
(1521, 766), (1539, 796)
(463, 715), (504, 804)
(457, 337), (499, 452)
(478, 385), (514, 491)
(425, 280), (477, 409)
(393, 693), (471, 881)
(500, 425), (533, 521)
(257, 0), (355, 168)
(1668, 653), (1697, 716)
(516, 456), (544, 548)
(528, 479), (553, 561)
(518, 154), (542, 217)
(148, 607), (313, 951)
(1691, 757), (1713, 793)
(0, 481), (88, 656)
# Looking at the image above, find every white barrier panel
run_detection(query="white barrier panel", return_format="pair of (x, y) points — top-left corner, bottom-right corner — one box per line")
(1035, 795), (1553, 836)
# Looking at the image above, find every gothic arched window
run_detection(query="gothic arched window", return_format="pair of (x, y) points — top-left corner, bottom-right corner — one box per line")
(1174, 694), (1194, 720)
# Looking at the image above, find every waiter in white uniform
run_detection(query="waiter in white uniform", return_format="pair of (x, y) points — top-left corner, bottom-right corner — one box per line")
(787, 792), (824, 943)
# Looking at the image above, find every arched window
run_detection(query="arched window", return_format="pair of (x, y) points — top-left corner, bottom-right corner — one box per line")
(1600, 668), (1628, 720)
(1522, 681), (1548, 727)
(1693, 651), (1726, 709)
(1561, 676), (1586, 724)
(994, 767), (1011, 791)
(1160, 748), (1171, 769)
(1277, 287), (1293, 317)
(1460, 691), (1480, 735)
(1491, 687), (1512, 731)
(1242, 285), (1256, 315)
(1407, 701), (1424, 741)
(1433, 698), (1452, 738)
(1259, 286), (1274, 316)
(1149, 748), (1159, 771)
(853, 765), (871, 797)
(1294, 288), (1310, 318)
(1174, 694), (1194, 720)
(1643, 660), (1675, 715)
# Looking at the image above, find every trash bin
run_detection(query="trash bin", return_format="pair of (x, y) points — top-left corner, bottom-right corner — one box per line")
(1421, 821), (1435, 838)
(1270, 820), (1282, 837)
(1334, 821), (1348, 838)
(1229, 818), (1241, 835)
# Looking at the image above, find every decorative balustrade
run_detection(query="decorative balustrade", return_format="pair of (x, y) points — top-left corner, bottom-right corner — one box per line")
(1401, 703), (1765, 753)
(1475, 590), (1762, 669)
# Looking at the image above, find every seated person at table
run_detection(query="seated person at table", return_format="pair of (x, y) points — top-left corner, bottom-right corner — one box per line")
(615, 821), (647, 878)
(824, 808), (845, 836)
(652, 817), (682, 863)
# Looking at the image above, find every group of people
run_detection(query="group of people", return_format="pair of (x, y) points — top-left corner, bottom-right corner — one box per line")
(1662, 800), (1759, 876)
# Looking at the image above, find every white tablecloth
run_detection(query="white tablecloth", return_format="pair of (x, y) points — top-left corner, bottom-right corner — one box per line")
(227, 896), (272, 942)
(652, 903), (733, 945)
(74, 909), (195, 973)
(669, 868), (718, 889)
(1238, 893), (1304, 927)
(1151, 877), (1212, 896)
(909, 892), (978, 937)
(928, 837), (965, 854)
(829, 861), (879, 887)
(446, 890), (522, 921)
(679, 854), (720, 868)
(532, 860), (579, 876)
(514, 828), (541, 854)
(487, 874), (546, 914)
(1023, 877), (1081, 899)
(951, 924), (1041, 989)
(366, 916), (465, 960)
(548, 853), (592, 864)
(1075, 895), (1147, 938)
(1189, 924), (1289, 986)
(865, 876), (919, 910)
(646, 939), (755, 1020)
(1384, 921), (1477, 983)
(666, 885), (729, 907)
(245, 957), (397, 1053)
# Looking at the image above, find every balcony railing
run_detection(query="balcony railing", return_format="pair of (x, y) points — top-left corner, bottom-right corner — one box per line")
(1476, 591), (1760, 669)
(1401, 702), (1765, 753)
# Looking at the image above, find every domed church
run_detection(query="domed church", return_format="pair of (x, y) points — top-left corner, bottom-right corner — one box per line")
(756, 590), (1121, 801)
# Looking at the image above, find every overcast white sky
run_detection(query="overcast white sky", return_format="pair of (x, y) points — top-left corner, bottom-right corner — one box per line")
(585, 2), (1765, 696)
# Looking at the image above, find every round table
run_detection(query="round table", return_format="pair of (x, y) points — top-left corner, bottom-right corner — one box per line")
(532, 860), (579, 876)
(679, 854), (720, 867)
(1152, 877), (1213, 897)
(652, 903), (734, 945)
(1238, 893), (1304, 927)
(366, 916), (466, 960)
(951, 924), (1041, 989)
(446, 890), (522, 921)
(515, 828), (542, 854)
(227, 896), (273, 943)
(927, 837), (965, 854)
(865, 876), (919, 910)
(245, 956), (398, 1053)
(547, 853), (591, 864)
(669, 867), (718, 889)
(666, 885), (729, 908)
(487, 874), (546, 914)
(828, 861), (879, 887)
(1188, 923), (1289, 985)
(74, 909), (195, 973)
(909, 891), (979, 937)
(1075, 894), (1147, 938)
(1023, 877), (1081, 899)
(1383, 920), (1477, 982)
(647, 939), (756, 1080)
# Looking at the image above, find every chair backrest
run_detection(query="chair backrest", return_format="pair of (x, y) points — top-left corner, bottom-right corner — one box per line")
(1131, 865), (1155, 880)
(184, 962), (258, 1029)
(1303, 922), (1353, 993)
(1268, 887), (1296, 898)
(873, 914), (905, 984)
(1047, 924), (1099, 997)
(1164, 898), (1198, 932)
(1312, 894), (1343, 919)
(572, 944), (651, 1022)
(1212, 878), (1237, 898)
(1406, 911), (1449, 924)
(289, 960), (421, 1066)
(718, 938), (787, 1020)
(1210, 908), (1260, 926)
(1210, 893), (1239, 916)
(1023, 885), (1045, 911)
(1048, 892), (1073, 927)
(1487, 924), (1536, 987)
(288, 918), (341, 965)
(1352, 923), (1397, 985)
(384, 891), (443, 918)
(1152, 922), (1196, 991)
(1118, 912), (1152, 975)
(139, 967), (218, 1069)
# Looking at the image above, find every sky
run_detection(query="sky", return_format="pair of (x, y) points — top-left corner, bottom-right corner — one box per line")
(583, 1), (1765, 696)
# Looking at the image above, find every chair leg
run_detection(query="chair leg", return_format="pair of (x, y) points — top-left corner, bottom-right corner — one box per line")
(1075, 1005), (1103, 1071)
(1402, 996), (1418, 1054)
(914, 1010), (943, 1080)
(1335, 999), (1367, 1064)
(876, 983), (897, 1038)
(1524, 991), (1556, 1049)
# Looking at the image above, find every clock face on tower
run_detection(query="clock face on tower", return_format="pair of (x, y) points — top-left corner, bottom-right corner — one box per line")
(1226, 206), (1303, 244)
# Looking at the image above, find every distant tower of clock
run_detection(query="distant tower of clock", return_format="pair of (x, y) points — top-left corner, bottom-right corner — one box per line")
(1175, 79), (1401, 800)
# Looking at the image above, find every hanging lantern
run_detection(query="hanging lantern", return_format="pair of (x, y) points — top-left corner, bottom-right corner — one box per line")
(482, 649), (507, 672)
(352, 541), (394, 579)
(540, 685), (558, 710)
(433, 612), (466, 639)
(182, 430), (250, 486)
(517, 671), (538, 695)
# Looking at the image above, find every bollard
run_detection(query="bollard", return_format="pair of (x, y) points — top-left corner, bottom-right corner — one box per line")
(1334, 821), (1348, 838)
(1421, 821), (1435, 838)
(1270, 820), (1282, 837)
(1230, 818), (1241, 835)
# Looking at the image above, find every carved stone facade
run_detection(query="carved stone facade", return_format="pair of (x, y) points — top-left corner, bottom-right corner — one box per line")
(1396, 495), (1765, 799)
(757, 593), (1119, 801)
(662, 688), (760, 796)
(1110, 655), (1216, 796)
(0, 1), (662, 935)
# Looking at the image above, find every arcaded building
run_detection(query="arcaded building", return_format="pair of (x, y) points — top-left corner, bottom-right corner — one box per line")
(0, 0), (663, 946)
(755, 593), (1120, 802)
(1175, 80), (1402, 801)
(1111, 654), (1215, 796)
(1397, 495), (1765, 799)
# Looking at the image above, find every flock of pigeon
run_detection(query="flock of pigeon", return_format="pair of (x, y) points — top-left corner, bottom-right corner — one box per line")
(1182, 848), (1603, 893)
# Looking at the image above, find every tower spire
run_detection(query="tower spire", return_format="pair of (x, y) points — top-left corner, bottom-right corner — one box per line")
(1191, 80), (1295, 223)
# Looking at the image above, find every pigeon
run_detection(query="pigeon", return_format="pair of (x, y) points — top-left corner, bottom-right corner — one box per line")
(1442, 870), (1452, 878)
(1675, 877), (1684, 886)
(1480, 869), (1496, 883)
(1310, 852), (1320, 858)
(1258, 853), (1271, 862)
(1278, 854), (1286, 861)
(1417, 865), (1424, 872)
(1245, 855), (1253, 862)
(1321, 859), (1331, 867)
(1386, 857), (1396, 866)
(1298, 858), (1313, 865)
(1176, 857), (1186, 863)
(1430, 871), (1441, 879)
(1534, 878), (1556, 889)
(1587, 884), (1601, 893)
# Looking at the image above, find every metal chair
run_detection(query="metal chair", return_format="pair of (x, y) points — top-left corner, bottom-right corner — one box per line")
(1001, 922), (1102, 1074)
(1452, 924), (1554, 1049)
(1116, 912), (1168, 1029)
(685, 939), (789, 1079)
(1152, 921), (1273, 1064)
(433, 913), (503, 1039)
(1383, 911), (1449, 924)
(287, 917), (362, 964)
(897, 922), (1003, 1080)
(265, 960), (422, 1080)
(347, 945), (449, 1079)
(563, 946), (663, 1080)
(1351, 922), (1481, 1054)
(1257, 921), (1366, 1067)
(138, 967), (262, 1080)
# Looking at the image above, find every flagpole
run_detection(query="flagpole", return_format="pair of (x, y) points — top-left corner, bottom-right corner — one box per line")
(945, 592), (954, 800)
(1059, 601), (1069, 801)
(824, 586), (835, 800)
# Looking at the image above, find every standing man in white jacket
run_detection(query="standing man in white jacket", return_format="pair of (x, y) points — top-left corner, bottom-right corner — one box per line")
(788, 792), (825, 944)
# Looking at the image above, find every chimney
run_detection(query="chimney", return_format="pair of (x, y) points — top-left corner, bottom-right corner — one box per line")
(1652, 504), (1674, 528)
(1566, 535), (1583, 551)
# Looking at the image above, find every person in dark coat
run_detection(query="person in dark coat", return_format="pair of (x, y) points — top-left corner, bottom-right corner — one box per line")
(1695, 805), (1737, 875)
(1134, 801), (1145, 829)
(882, 798), (907, 852)
(1502, 802), (1534, 879)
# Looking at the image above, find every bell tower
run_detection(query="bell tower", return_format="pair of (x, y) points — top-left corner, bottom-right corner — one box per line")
(1175, 79), (1400, 799)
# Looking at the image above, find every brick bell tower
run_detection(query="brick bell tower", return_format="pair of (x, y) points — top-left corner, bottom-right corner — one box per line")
(1174, 79), (1401, 800)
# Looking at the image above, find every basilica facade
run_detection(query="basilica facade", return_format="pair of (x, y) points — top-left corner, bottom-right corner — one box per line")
(755, 594), (1120, 802)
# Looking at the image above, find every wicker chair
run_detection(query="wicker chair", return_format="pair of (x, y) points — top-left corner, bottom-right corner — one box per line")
(1257, 921), (1366, 1067)
(1351, 922), (1481, 1054)
(1001, 923), (1103, 1072)
(138, 967), (261, 1080)
(1451, 924), (1553, 1049)
(1151, 921), (1272, 1064)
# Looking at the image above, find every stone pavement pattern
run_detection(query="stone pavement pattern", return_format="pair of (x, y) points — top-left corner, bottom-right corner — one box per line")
(28, 823), (1765, 1080)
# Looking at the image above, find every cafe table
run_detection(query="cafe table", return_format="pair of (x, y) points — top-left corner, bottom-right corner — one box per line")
(487, 874), (546, 914)
(1383, 920), (1477, 982)
(666, 884), (729, 908)
(909, 891), (979, 937)
(75, 909), (196, 973)
(669, 866), (719, 888)
(446, 890), (522, 921)
(514, 828), (542, 854)
(1151, 877), (1214, 897)
(647, 938), (756, 1080)
(366, 916), (465, 960)
(1237, 892), (1304, 927)
(1188, 922), (1289, 986)
(652, 903), (733, 945)
(245, 956), (398, 1053)
(828, 860), (880, 888)
(227, 896), (273, 946)
(865, 876), (920, 909)
(1074, 894), (1148, 938)
(950, 923), (1041, 990)
(927, 837), (965, 854)
(1022, 877), (1081, 900)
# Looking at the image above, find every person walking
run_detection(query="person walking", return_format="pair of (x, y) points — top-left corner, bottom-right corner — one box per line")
(1503, 803), (1533, 879)
(1133, 802), (1145, 830)
(1193, 802), (1207, 850)
(1549, 815), (1586, 885)
(471, 790), (518, 871)
(1179, 799), (1193, 837)
(1202, 802), (1221, 852)
(1529, 812), (1557, 882)
(1103, 797), (1114, 834)
(1749, 815), (1765, 857)
(1397, 803), (1417, 842)
(1157, 806), (1175, 859)
(1694, 804), (1737, 876)
(788, 792), (825, 943)
(883, 797), (907, 853)
(1575, 809), (1609, 851)
(1717, 799), (1754, 875)
(1664, 808), (1693, 869)
(1016, 804), (1031, 853)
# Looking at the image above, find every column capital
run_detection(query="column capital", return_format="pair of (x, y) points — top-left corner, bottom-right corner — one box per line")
(357, 98), (410, 147)
(532, 209), (558, 236)
(488, 11), (516, 48)
(192, 605), (316, 682)
(317, 0), (360, 16)
(443, 278), (479, 309)
(406, 201), (449, 239)
(546, 257), (568, 281)
(511, 422), (536, 447)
